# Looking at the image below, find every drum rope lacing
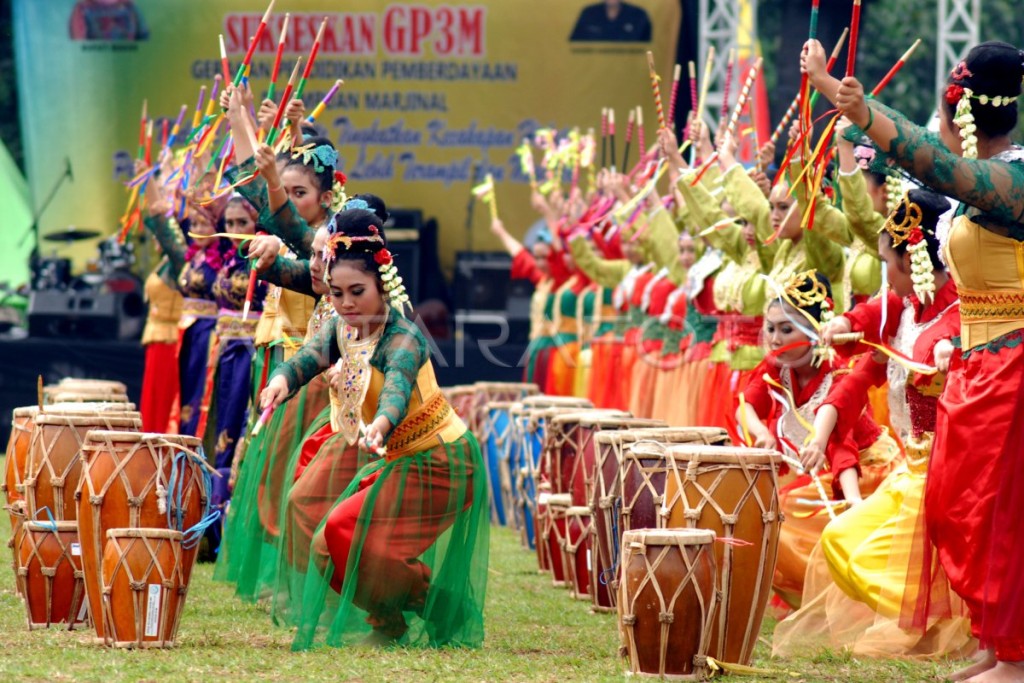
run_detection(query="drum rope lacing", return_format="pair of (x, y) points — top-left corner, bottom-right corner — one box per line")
(163, 446), (219, 550)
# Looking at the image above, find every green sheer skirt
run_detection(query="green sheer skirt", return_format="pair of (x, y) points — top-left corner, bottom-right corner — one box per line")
(291, 431), (489, 649)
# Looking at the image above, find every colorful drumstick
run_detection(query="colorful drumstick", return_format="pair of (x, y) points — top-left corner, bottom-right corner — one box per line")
(872, 39), (922, 96)
(242, 260), (258, 321)
(622, 108), (635, 171)
(165, 104), (187, 148)
(609, 108), (616, 171)
(720, 49), (735, 120)
(636, 106), (645, 160)
(831, 332), (864, 345)
(847, 0), (862, 77)
(266, 12), (290, 103)
(667, 63), (682, 126)
(486, 173), (498, 221)
(646, 51), (667, 130)
(144, 119), (154, 166)
(251, 405), (274, 436)
(136, 99), (147, 161)
(725, 57), (762, 139)
(689, 151), (719, 186)
(266, 56), (303, 146)
(233, 0), (276, 87)
(219, 34), (231, 83)
(160, 117), (169, 149)
(687, 60), (698, 123)
(306, 79), (344, 122)
(191, 85), (206, 132)
(694, 46), (716, 129)
(204, 75), (221, 120)
(600, 107), (608, 168)
(277, 16), (327, 140)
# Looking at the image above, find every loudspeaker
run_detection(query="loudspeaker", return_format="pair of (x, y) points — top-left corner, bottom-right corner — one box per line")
(28, 285), (145, 340)
(453, 251), (512, 313)
(385, 209), (423, 306)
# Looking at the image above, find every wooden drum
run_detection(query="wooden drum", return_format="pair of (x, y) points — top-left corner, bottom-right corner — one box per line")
(563, 506), (593, 601)
(100, 528), (185, 648)
(78, 431), (211, 639)
(545, 493), (572, 588)
(25, 411), (141, 520)
(590, 427), (728, 613)
(16, 520), (87, 630)
(4, 407), (39, 533)
(619, 528), (717, 680)
(658, 443), (782, 666)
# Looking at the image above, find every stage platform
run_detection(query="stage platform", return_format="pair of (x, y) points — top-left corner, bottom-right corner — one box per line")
(0, 334), (528, 444)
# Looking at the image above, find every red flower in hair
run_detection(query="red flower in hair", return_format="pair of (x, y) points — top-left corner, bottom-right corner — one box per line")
(824, 296), (834, 310)
(945, 83), (965, 106)
(374, 248), (393, 266)
(907, 227), (924, 246)
(949, 61), (973, 82)
(334, 170), (347, 186)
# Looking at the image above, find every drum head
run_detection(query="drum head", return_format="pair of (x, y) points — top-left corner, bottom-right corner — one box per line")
(106, 528), (183, 541)
(548, 494), (572, 508)
(663, 444), (781, 466)
(623, 528), (716, 546)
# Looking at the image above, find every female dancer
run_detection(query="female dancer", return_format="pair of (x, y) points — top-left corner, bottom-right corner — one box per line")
(774, 188), (972, 659)
(736, 270), (900, 607)
(805, 38), (1024, 682)
(260, 209), (488, 648)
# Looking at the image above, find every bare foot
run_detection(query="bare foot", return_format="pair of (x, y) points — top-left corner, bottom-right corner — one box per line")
(946, 651), (996, 681)
(967, 662), (1024, 683)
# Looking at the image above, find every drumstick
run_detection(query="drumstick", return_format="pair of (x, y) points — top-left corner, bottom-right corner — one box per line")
(251, 405), (274, 436)
(37, 375), (43, 411)
(831, 332), (864, 345)
(777, 452), (837, 521)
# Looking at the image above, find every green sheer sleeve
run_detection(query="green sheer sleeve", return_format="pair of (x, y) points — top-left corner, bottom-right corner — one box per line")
(143, 215), (187, 278)
(791, 162), (854, 247)
(569, 236), (630, 288)
(370, 316), (429, 441)
(258, 200), (316, 260)
(261, 256), (316, 298)
(226, 157), (268, 216)
(865, 100), (1024, 234)
(270, 319), (339, 396)
(838, 170), (883, 258)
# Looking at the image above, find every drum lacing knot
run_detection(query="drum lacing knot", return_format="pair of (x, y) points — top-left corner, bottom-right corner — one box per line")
(102, 587), (112, 596)
(127, 496), (143, 508)
(49, 476), (65, 487)
(721, 514), (738, 525)
(15, 483), (25, 493)
(684, 510), (700, 521)
(74, 491), (81, 501)
(161, 580), (173, 589)
(599, 496), (614, 509)
(653, 494), (664, 505)
(685, 461), (699, 480)
(73, 570), (84, 579)
(22, 476), (36, 487)
(89, 495), (104, 505)
(621, 614), (637, 626)
(659, 612), (674, 624)
(17, 567), (28, 576)
(618, 646), (629, 659)
(129, 580), (147, 591)
(156, 484), (167, 515)
(40, 568), (57, 577)
(762, 511), (777, 523)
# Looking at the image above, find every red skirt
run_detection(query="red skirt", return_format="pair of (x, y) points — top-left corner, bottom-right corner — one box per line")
(140, 341), (180, 433)
(927, 338), (1024, 660)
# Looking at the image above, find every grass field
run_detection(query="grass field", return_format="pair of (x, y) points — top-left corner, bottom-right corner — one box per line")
(0, 490), (966, 682)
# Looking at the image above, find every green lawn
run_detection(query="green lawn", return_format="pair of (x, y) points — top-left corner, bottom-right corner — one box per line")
(0, 481), (965, 682)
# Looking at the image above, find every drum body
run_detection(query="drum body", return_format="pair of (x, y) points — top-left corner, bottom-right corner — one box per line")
(26, 413), (141, 520)
(482, 401), (516, 527)
(4, 407), (38, 534)
(564, 506), (593, 601)
(591, 427), (729, 612)
(546, 494), (572, 587)
(659, 444), (782, 666)
(533, 483), (551, 572)
(78, 431), (208, 639)
(16, 520), (86, 630)
(619, 528), (717, 680)
(101, 528), (185, 648)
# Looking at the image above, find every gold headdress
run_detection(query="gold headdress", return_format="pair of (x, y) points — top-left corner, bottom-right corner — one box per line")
(782, 269), (830, 310)
(881, 190), (924, 248)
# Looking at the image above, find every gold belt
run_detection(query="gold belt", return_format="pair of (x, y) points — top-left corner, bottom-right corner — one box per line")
(182, 298), (218, 318)
(958, 287), (1024, 322)
(387, 392), (466, 459)
(217, 311), (260, 339)
(904, 432), (933, 475)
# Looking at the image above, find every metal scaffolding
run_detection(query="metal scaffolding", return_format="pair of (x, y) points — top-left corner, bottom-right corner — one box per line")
(697, 0), (756, 130)
(937, 0), (980, 96)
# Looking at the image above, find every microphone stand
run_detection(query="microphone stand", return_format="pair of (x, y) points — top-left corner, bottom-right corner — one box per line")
(19, 159), (74, 268)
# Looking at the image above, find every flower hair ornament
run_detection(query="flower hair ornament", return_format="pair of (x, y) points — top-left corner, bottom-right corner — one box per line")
(322, 220), (411, 313)
(292, 143), (339, 174)
(882, 191), (936, 304)
(331, 170), (349, 213)
(945, 61), (1018, 160)
(780, 269), (833, 366)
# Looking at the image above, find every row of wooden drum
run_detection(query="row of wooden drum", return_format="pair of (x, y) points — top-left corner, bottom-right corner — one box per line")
(3, 378), (215, 648)
(448, 383), (785, 680)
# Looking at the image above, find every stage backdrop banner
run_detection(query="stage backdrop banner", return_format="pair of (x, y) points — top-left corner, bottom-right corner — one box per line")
(14, 0), (680, 278)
